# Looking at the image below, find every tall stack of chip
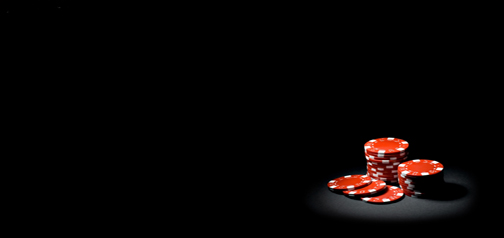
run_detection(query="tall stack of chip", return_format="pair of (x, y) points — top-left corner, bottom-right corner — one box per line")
(364, 137), (409, 184)
(397, 159), (444, 197)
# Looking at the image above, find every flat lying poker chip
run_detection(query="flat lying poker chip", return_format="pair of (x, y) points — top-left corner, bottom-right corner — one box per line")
(364, 137), (409, 154)
(398, 159), (444, 176)
(361, 185), (404, 203)
(343, 180), (387, 196)
(327, 175), (372, 191)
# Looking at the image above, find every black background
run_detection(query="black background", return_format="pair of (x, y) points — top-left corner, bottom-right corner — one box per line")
(4, 2), (502, 234)
(3, 1), (65, 14)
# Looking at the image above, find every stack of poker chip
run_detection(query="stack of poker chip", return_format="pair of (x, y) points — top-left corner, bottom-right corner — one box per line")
(364, 137), (409, 184)
(327, 174), (404, 203)
(397, 159), (444, 197)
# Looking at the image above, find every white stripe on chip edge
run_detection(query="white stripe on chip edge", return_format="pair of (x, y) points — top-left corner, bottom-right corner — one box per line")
(362, 197), (371, 202)
(347, 185), (355, 190)
(344, 175), (351, 178)
(398, 164), (406, 168)
(382, 198), (391, 202)
(387, 137), (394, 140)
(412, 159), (420, 162)
(436, 167), (443, 171)
(421, 172), (429, 176)
(397, 193), (404, 196)
(368, 189), (376, 193)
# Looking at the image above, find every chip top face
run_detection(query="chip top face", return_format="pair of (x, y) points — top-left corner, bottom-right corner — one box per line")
(398, 159), (444, 176)
(327, 175), (372, 191)
(342, 180), (387, 196)
(364, 138), (409, 154)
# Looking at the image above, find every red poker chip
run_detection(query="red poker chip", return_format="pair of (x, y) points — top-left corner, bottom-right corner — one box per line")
(398, 177), (419, 185)
(367, 162), (396, 169)
(403, 190), (424, 197)
(366, 151), (407, 157)
(367, 167), (398, 175)
(367, 165), (398, 172)
(398, 159), (444, 177)
(366, 155), (408, 165)
(367, 163), (399, 171)
(367, 174), (399, 183)
(366, 149), (407, 155)
(364, 137), (409, 154)
(361, 185), (404, 203)
(369, 172), (399, 179)
(327, 175), (372, 191)
(365, 152), (408, 160)
(343, 180), (387, 196)
(367, 169), (398, 177)
(399, 183), (416, 190)
(366, 157), (403, 164)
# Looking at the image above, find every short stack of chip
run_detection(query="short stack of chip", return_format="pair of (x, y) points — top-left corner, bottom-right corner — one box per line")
(397, 159), (444, 197)
(364, 137), (409, 184)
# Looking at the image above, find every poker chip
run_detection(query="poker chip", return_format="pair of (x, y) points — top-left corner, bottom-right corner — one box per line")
(367, 167), (398, 174)
(398, 159), (445, 198)
(369, 171), (398, 177)
(367, 159), (402, 166)
(365, 151), (408, 160)
(327, 175), (372, 191)
(343, 180), (387, 196)
(398, 159), (444, 177)
(361, 185), (404, 203)
(364, 138), (409, 154)
(366, 157), (408, 165)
